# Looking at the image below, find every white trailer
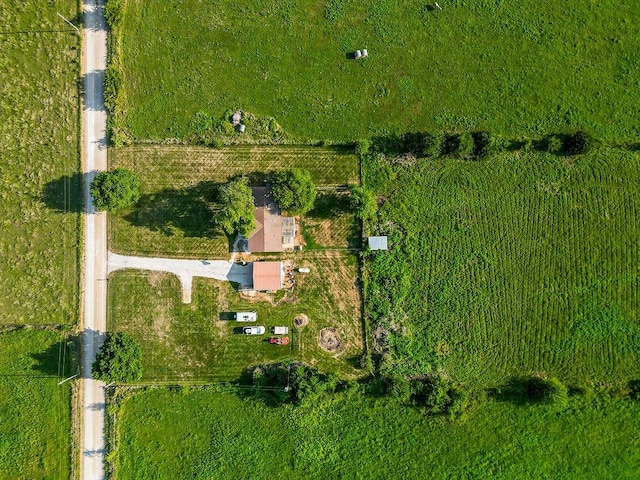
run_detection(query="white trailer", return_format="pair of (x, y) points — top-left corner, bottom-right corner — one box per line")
(235, 311), (257, 322)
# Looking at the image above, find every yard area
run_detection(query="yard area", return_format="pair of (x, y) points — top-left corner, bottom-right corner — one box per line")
(364, 147), (640, 386)
(0, 329), (74, 479)
(107, 251), (362, 381)
(110, 388), (640, 480)
(0, 2), (81, 325)
(109, 145), (359, 257)
(115, 0), (640, 142)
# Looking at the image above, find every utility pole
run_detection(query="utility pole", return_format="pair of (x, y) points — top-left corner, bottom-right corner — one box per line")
(57, 12), (80, 34)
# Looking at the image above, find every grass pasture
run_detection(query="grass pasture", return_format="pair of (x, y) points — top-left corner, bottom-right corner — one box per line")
(111, 388), (640, 480)
(116, 0), (640, 142)
(0, 2), (81, 325)
(109, 145), (359, 258)
(107, 250), (362, 381)
(365, 148), (640, 386)
(0, 329), (73, 479)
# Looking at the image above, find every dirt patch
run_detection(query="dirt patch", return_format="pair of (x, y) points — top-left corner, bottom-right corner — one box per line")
(319, 327), (345, 354)
(294, 314), (309, 328)
(147, 271), (169, 289)
(372, 325), (389, 354)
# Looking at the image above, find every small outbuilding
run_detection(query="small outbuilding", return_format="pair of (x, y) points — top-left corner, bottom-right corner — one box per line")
(252, 261), (284, 291)
(368, 236), (388, 251)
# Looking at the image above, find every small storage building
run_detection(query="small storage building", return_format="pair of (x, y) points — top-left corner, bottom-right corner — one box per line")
(368, 236), (388, 250)
(252, 261), (284, 291)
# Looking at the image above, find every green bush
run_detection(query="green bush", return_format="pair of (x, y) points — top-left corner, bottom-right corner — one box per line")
(104, 64), (122, 114)
(546, 134), (563, 153)
(564, 131), (593, 155)
(92, 332), (142, 383)
(349, 184), (377, 221)
(525, 376), (568, 407)
(104, 0), (124, 28)
(628, 380), (640, 401)
(472, 131), (502, 157)
(355, 138), (371, 156)
(214, 179), (256, 236)
(386, 375), (413, 404)
(270, 168), (316, 215)
(90, 168), (141, 212)
(422, 132), (444, 157)
(407, 375), (470, 415)
(456, 132), (475, 158)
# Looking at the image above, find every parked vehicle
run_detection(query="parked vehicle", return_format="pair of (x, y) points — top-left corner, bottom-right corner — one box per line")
(269, 336), (290, 345)
(234, 311), (257, 322)
(297, 267), (310, 273)
(242, 326), (265, 335)
(271, 326), (289, 334)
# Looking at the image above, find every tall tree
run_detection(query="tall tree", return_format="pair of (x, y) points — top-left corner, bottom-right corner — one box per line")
(270, 169), (316, 215)
(214, 179), (256, 236)
(90, 168), (141, 212)
(92, 332), (142, 383)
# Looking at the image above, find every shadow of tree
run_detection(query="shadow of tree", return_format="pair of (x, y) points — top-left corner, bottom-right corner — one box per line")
(41, 172), (84, 213)
(123, 181), (222, 238)
(488, 376), (564, 406)
(307, 192), (351, 220)
(82, 70), (106, 112)
(30, 333), (78, 377)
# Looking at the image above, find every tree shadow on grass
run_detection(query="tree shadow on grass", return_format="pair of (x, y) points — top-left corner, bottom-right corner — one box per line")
(41, 172), (84, 213)
(30, 333), (78, 378)
(123, 181), (222, 239)
(307, 192), (351, 220)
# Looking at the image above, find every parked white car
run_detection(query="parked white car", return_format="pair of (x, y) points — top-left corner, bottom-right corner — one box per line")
(242, 326), (265, 335)
(271, 326), (289, 334)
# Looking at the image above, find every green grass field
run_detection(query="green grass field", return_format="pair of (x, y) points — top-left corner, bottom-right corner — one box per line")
(109, 145), (359, 257)
(364, 147), (640, 386)
(110, 388), (640, 480)
(0, 2), (81, 325)
(107, 250), (362, 381)
(115, 0), (640, 142)
(0, 329), (73, 480)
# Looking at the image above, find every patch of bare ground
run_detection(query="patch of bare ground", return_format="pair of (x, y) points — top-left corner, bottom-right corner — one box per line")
(319, 328), (345, 354)
(294, 314), (309, 328)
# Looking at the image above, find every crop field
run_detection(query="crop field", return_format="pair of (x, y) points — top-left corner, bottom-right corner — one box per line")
(110, 388), (640, 479)
(109, 145), (359, 257)
(365, 148), (640, 386)
(0, 2), (81, 325)
(113, 0), (640, 142)
(107, 251), (362, 381)
(0, 329), (73, 479)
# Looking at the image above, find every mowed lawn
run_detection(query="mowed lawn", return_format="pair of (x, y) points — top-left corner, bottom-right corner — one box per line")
(0, 2), (81, 325)
(365, 148), (640, 385)
(117, 0), (640, 141)
(109, 145), (359, 258)
(107, 251), (362, 381)
(111, 388), (640, 480)
(0, 329), (73, 479)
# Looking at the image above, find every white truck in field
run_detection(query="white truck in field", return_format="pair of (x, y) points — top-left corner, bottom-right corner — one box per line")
(271, 326), (289, 334)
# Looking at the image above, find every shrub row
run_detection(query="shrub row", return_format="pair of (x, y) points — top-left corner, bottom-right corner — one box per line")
(244, 362), (348, 405)
(361, 130), (597, 160)
(366, 131), (504, 159)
